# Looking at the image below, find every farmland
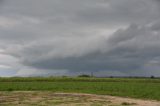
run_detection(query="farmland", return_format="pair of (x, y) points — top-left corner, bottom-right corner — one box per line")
(0, 77), (160, 101)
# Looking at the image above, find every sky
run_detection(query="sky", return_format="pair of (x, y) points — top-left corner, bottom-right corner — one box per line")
(0, 0), (160, 77)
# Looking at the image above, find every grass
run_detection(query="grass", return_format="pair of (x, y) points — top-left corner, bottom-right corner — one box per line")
(0, 92), (119, 106)
(0, 77), (160, 100)
(0, 77), (160, 82)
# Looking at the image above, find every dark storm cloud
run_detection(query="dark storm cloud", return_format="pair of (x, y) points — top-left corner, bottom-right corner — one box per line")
(14, 24), (160, 75)
(151, 21), (160, 31)
(0, 0), (4, 8)
(0, 0), (4, 3)
(1, 0), (160, 76)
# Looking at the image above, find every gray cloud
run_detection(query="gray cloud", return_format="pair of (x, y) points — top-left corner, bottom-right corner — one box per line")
(12, 24), (160, 73)
(0, 0), (160, 76)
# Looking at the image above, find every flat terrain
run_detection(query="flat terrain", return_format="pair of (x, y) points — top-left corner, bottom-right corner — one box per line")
(0, 92), (160, 106)
(0, 77), (160, 101)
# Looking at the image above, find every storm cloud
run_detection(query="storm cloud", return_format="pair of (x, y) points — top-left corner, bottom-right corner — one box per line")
(0, 0), (160, 77)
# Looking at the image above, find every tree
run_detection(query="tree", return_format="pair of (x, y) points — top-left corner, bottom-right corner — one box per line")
(78, 74), (90, 77)
(150, 75), (155, 79)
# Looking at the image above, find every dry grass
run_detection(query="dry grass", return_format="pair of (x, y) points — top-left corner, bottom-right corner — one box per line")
(0, 92), (159, 106)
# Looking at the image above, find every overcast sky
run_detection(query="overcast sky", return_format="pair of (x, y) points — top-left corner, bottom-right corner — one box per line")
(0, 0), (160, 77)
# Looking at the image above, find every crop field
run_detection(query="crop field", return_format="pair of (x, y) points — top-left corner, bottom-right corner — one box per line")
(0, 77), (160, 101)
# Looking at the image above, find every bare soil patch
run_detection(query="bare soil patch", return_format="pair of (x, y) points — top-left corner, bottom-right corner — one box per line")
(0, 92), (159, 106)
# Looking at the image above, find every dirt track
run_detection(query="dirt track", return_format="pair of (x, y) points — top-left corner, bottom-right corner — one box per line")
(0, 92), (160, 106)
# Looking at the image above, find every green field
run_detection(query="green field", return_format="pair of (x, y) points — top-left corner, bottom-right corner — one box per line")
(0, 77), (160, 101)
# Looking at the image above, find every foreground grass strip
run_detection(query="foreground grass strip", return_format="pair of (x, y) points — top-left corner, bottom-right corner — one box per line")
(0, 92), (160, 106)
